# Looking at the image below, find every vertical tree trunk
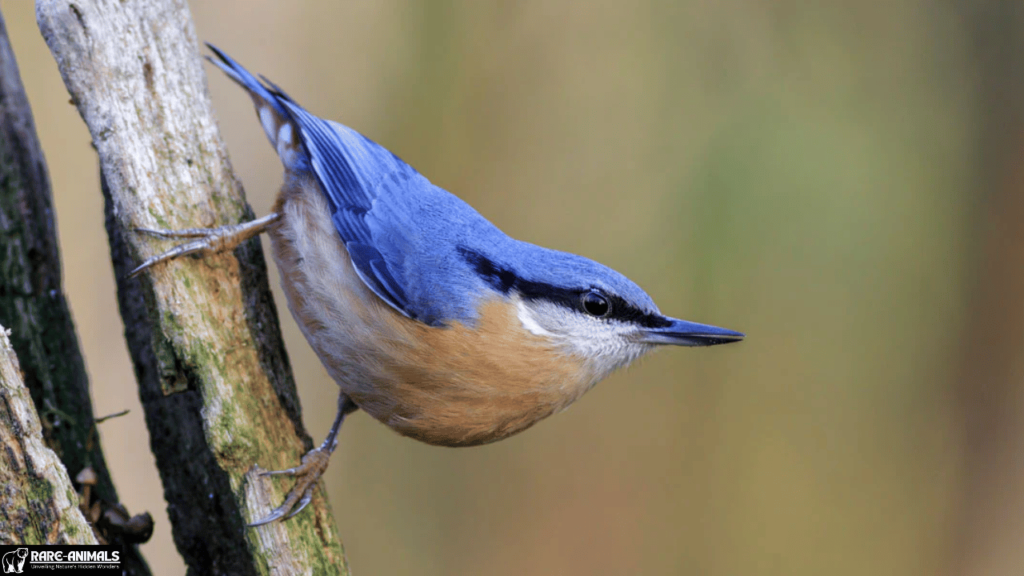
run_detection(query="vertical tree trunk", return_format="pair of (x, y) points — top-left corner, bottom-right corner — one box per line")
(952, 3), (1024, 576)
(0, 7), (149, 572)
(36, 0), (349, 573)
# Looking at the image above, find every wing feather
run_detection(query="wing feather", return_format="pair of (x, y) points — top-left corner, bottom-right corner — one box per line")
(207, 45), (488, 326)
(280, 101), (430, 321)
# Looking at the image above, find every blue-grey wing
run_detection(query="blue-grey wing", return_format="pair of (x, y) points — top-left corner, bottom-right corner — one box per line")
(280, 101), (491, 326)
(280, 102), (419, 317)
(207, 48), (506, 325)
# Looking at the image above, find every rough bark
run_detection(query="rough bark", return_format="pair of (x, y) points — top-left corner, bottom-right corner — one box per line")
(0, 322), (97, 545)
(36, 1), (348, 574)
(0, 7), (150, 571)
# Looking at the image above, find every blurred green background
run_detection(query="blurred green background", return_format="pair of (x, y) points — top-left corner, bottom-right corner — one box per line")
(6, 1), (1023, 575)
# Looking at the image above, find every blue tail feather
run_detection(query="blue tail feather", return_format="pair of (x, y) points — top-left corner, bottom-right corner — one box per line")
(205, 43), (289, 119)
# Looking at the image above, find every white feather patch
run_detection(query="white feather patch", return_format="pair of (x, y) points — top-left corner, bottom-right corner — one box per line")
(278, 123), (293, 147)
(258, 106), (276, 144)
(515, 298), (653, 382)
(516, 300), (554, 337)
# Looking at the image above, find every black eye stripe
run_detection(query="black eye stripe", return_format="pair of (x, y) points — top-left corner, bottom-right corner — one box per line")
(458, 247), (671, 329)
(604, 294), (672, 328)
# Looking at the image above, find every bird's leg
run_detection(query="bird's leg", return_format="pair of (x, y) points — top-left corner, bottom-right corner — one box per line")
(127, 212), (282, 278)
(249, 393), (358, 526)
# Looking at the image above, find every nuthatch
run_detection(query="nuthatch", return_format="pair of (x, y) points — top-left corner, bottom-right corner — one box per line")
(130, 45), (744, 526)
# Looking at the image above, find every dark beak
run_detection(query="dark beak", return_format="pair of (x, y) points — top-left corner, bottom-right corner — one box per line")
(639, 318), (745, 347)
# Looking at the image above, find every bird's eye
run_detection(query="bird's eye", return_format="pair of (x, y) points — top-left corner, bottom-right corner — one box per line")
(581, 290), (611, 317)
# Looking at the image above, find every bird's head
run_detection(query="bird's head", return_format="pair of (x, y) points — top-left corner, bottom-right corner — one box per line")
(460, 245), (744, 383)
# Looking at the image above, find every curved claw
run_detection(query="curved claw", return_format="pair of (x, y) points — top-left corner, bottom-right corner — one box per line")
(248, 394), (356, 527)
(127, 238), (215, 279)
(135, 227), (214, 240)
(248, 449), (331, 527)
(260, 464), (304, 477)
(249, 503), (291, 527)
(249, 485), (314, 526)
(126, 213), (281, 279)
(284, 491), (315, 521)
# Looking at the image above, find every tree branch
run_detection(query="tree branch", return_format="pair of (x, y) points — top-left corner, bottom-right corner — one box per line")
(0, 7), (150, 571)
(0, 322), (96, 545)
(36, 0), (348, 573)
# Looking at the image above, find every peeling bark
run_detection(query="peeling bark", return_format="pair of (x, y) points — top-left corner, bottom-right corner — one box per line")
(0, 323), (96, 545)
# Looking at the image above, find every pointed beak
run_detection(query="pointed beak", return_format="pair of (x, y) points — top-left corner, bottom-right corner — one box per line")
(638, 318), (745, 347)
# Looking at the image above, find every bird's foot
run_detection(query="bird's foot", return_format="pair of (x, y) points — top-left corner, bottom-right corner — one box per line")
(248, 447), (331, 527)
(127, 212), (281, 278)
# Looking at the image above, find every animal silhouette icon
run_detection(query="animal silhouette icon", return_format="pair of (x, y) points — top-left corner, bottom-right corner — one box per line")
(1, 548), (27, 574)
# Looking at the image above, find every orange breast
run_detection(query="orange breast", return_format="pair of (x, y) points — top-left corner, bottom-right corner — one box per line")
(268, 175), (598, 447)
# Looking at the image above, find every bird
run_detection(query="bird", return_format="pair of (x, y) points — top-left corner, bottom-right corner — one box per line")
(129, 44), (745, 526)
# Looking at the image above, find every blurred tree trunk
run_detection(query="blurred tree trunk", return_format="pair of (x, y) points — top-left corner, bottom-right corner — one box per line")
(36, 0), (348, 574)
(952, 3), (1024, 576)
(0, 7), (150, 572)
